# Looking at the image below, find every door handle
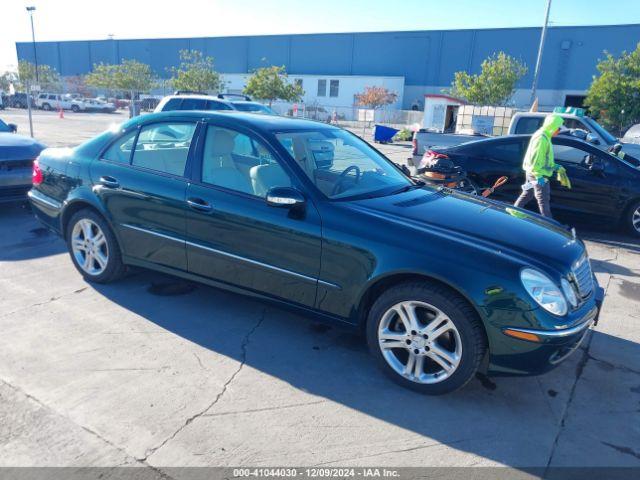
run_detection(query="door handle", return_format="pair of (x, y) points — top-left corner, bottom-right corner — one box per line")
(99, 176), (120, 188)
(187, 197), (213, 212)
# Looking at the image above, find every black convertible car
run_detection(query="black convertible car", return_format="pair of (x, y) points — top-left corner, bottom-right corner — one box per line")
(425, 135), (640, 237)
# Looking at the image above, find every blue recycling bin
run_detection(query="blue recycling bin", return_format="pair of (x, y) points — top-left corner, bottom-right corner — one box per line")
(374, 124), (399, 143)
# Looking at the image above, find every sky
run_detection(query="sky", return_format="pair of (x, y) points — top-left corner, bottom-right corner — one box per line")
(2, 0), (640, 71)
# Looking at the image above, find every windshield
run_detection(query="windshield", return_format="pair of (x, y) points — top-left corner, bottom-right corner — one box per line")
(583, 117), (617, 145)
(0, 119), (10, 132)
(233, 102), (274, 114)
(275, 129), (412, 199)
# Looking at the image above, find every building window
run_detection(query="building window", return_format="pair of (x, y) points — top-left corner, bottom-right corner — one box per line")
(329, 80), (339, 97)
(317, 79), (326, 97)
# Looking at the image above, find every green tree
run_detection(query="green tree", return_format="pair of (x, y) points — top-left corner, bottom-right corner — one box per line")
(243, 66), (303, 106)
(448, 52), (527, 105)
(168, 50), (223, 93)
(17, 60), (61, 90)
(585, 43), (640, 135)
(86, 59), (156, 97)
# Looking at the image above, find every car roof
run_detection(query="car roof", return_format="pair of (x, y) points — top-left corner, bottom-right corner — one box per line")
(124, 110), (338, 133)
(447, 133), (600, 152)
(162, 93), (231, 102)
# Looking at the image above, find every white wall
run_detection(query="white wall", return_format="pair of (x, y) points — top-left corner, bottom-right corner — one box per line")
(222, 73), (405, 110)
(403, 85), (587, 112)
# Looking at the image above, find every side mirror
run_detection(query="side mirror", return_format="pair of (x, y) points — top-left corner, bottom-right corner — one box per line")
(585, 133), (600, 145)
(8, 123), (17, 133)
(266, 186), (305, 210)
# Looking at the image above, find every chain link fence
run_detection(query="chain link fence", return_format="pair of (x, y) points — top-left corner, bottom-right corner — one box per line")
(270, 102), (423, 132)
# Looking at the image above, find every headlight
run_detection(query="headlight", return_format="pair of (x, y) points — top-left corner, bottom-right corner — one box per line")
(520, 268), (568, 316)
(561, 278), (578, 308)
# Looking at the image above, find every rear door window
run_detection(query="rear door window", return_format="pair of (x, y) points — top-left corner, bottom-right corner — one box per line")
(514, 117), (543, 134)
(161, 98), (183, 111)
(102, 131), (137, 164)
(206, 100), (233, 111)
(180, 98), (208, 110)
(131, 122), (197, 176)
(484, 140), (525, 164)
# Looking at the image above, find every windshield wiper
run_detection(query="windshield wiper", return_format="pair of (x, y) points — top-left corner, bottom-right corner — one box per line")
(390, 181), (425, 195)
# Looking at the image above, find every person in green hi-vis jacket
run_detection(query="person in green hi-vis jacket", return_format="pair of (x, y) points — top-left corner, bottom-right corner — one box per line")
(514, 114), (566, 218)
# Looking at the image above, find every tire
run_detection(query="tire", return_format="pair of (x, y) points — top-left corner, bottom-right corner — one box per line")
(42, 103), (51, 111)
(624, 200), (640, 238)
(71, 104), (80, 113)
(366, 281), (487, 395)
(65, 209), (125, 283)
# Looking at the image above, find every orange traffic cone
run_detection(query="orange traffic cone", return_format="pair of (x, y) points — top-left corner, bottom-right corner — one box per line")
(58, 106), (64, 119)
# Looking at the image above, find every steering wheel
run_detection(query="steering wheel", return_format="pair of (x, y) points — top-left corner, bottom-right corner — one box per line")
(331, 165), (361, 196)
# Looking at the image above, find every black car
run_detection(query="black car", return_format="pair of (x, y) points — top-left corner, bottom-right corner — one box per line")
(427, 135), (640, 237)
(0, 125), (45, 202)
(7, 93), (34, 109)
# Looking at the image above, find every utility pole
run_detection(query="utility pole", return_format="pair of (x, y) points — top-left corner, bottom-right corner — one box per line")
(26, 6), (37, 138)
(26, 6), (38, 82)
(530, 0), (552, 107)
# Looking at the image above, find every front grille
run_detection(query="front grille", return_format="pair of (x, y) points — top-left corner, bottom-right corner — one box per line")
(572, 255), (594, 299)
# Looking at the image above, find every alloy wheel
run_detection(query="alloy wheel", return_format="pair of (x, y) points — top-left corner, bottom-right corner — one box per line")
(633, 206), (640, 234)
(377, 301), (462, 384)
(71, 219), (109, 276)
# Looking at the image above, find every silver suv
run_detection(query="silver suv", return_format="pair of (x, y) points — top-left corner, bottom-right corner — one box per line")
(154, 92), (275, 115)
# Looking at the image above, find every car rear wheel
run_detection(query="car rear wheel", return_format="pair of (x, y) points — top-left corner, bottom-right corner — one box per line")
(71, 104), (80, 113)
(366, 282), (487, 395)
(42, 103), (51, 111)
(625, 200), (640, 238)
(66, 209), (125, 283)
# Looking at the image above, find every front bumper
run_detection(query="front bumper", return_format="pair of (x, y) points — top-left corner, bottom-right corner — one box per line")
(486, 279), (604, 376)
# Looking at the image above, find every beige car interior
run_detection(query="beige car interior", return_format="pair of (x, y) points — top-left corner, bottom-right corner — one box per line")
(202, 127), (294, 197)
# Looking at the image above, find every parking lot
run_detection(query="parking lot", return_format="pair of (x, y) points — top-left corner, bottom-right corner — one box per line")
(1, 108), (639, 471)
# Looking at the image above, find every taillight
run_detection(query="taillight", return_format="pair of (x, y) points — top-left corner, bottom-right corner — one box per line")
(32, 158), (43, 185)
(424, 150), (449, 160)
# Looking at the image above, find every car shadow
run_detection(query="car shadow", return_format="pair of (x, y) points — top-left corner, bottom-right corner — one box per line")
(90, 269), (640, 468)
(0, 201), (67, 261)
(579, 228), (640, 254)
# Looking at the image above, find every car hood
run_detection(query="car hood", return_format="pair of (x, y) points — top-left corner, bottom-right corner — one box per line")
(0, 133), (46, 161)
(349, 186), (584, 272)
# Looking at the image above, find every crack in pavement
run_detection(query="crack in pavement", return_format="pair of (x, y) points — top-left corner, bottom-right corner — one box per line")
(543, 245), (627, 474)
(0, 286), (88, 321)
(543, 332), (593, 474)
(201, 399), (328, 418)
(0, 377), (179, 479)
(601, 441), (640, 461)
(139, 309), (267, 463)
(311, 435), (498, 466)
(585, 352), (640, 376)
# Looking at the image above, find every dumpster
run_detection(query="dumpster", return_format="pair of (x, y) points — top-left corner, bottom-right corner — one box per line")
(374, 124), (399, 143)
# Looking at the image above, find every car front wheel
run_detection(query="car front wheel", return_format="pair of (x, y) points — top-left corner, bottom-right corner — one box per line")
(66, 209), (125, 283)
(366, 282), (487, 395)
(625, 200), (640, 238)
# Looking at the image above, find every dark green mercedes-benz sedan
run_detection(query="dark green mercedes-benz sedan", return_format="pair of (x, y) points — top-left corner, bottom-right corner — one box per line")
(28, 111), (603, 394)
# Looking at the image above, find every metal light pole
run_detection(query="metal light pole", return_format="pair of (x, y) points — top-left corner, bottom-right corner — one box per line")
(26, 6), (38, 82)
(530, 0), (552, 107)
(26, 6), (37, 138)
